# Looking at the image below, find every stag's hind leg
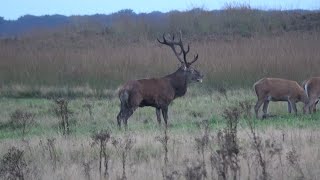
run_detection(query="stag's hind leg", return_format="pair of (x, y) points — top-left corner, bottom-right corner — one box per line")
(117, 112), (122, 128)
(117, 108), (126, 128)
(161, 106), (168, 128)
(117, 107), (135, 130)
(117, 104), (125, 128)
(123, 108), (135, 130)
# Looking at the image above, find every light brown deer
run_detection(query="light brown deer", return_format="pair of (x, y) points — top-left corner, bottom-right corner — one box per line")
(253, 78), (309, 118)
(117, 32), (203, 129)
(302, 77), (320, 113)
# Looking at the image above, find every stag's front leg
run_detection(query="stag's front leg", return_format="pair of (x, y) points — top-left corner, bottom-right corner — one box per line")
(117, 107), (135, 130)
(123, 108), (135, 130)
(156, 108), (162, 125)
(117, 110), (124, 129)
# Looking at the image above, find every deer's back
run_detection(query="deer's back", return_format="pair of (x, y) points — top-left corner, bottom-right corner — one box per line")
(254, 78), (303, 97)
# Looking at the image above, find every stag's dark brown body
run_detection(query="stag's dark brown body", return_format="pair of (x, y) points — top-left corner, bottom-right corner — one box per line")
(117, 32), (203, 129)
(120, 70), (187, 108)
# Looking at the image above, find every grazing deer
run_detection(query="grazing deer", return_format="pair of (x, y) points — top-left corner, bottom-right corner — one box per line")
(302, 77), (320, 113)
(117, 33), (203, 129)
(253, 78), (309, 119)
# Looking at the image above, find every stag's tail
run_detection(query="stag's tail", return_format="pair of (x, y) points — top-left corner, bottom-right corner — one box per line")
(119, 90), (130, 108)
(253, 82), (258, 95)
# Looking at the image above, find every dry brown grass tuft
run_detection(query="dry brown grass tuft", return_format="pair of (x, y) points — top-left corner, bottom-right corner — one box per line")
(0, 146), (27, 180)
(0, 128), (319, 179)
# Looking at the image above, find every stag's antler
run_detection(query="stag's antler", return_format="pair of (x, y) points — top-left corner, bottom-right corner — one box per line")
(157, 32), (198, 67)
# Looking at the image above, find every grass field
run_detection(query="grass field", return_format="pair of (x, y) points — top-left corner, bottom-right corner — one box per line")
(1, 88), (320, 179)
(1, 8), (320, 180)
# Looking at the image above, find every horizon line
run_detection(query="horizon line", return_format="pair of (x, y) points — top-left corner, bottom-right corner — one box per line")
(2, 7), (320, 21)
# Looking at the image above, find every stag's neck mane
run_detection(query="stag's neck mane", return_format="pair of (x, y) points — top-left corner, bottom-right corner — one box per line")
(165, 68), (188, 98)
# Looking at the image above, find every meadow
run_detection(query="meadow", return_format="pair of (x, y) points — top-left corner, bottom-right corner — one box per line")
(1, 88), (320, 179)
(0, 8), (320, 180)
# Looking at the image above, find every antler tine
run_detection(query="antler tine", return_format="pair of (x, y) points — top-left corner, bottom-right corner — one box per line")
(187, 54), (199, 66)
(157, 33), (166, 44)
(178, 31), (199, 67)
(170, 46), (184, 64)
(157, 33), (184, 64)
(185, 44), (190, 54)
(157, 32), (200, 66)
(176, 31), (190, 65)
(174, 33), (183, 56)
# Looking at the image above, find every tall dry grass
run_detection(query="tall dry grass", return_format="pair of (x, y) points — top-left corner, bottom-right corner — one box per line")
(1, 128), (320, 180)
(0, 31), (319, 91)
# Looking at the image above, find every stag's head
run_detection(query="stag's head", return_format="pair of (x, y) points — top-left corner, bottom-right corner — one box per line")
(157, 32), (203, 83)
(179, 66), (203, 83)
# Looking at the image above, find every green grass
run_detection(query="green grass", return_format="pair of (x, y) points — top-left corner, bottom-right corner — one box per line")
(1, 88), (320, 180)
(0, 88), (319, 140)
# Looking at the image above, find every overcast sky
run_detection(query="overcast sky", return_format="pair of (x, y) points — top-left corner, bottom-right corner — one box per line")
(1, 0), (319, 20)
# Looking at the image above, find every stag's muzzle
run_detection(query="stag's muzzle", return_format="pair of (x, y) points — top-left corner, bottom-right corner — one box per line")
(197, 75), (204, 83)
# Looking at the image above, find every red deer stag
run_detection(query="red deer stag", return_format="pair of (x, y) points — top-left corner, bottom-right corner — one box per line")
(302, 77), (320, 113)
(117, 33), (203, 129)
(253, 78), (309, 119)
